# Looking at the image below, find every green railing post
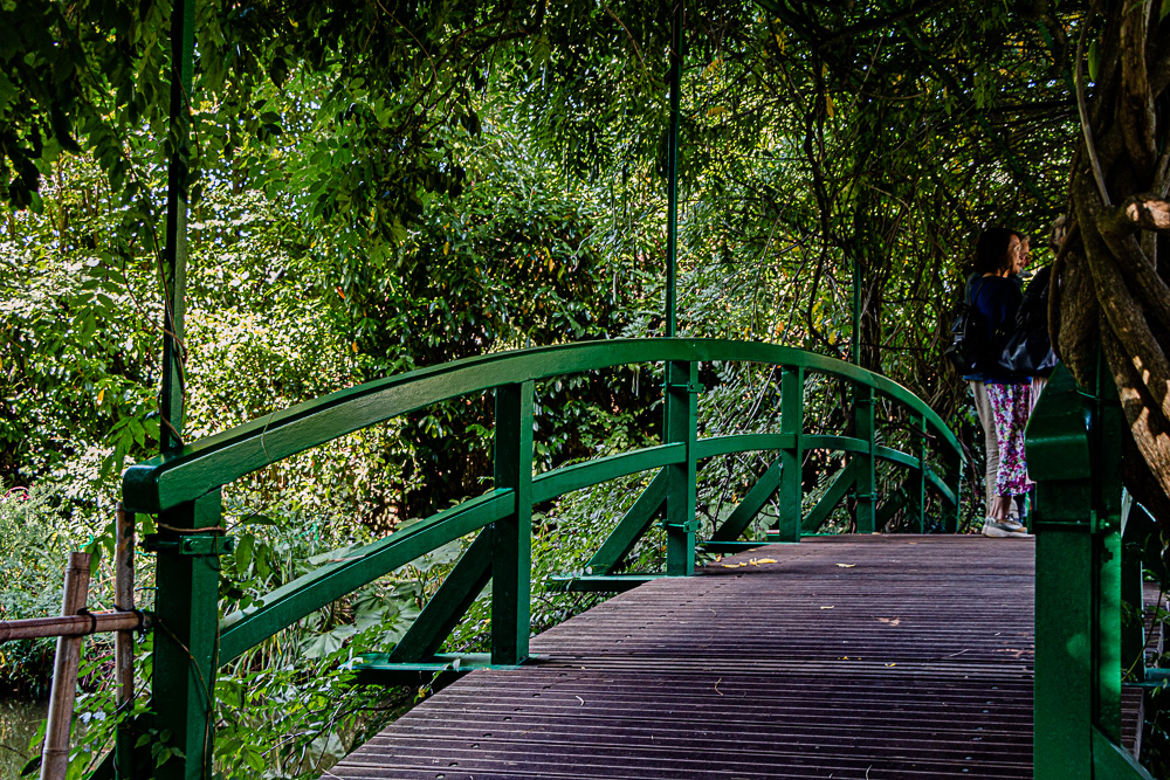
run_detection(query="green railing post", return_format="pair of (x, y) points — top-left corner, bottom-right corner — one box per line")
(1029, 365), (1094, 778)
(852, 384), (876, 533)
(1091, 359), (1125, 744)
(663, 360), (698, 575)
(914, 413), (927, 531)
(1028, 363), (1154, 779)
(777, 366), (804, 541)
(492, 381), (534, 665)
(149, 489), (225, 779)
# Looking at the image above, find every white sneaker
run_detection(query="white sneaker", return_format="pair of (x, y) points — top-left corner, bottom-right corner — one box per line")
(1002, 517), (1026, 533)
(982, 519), (1029, 538)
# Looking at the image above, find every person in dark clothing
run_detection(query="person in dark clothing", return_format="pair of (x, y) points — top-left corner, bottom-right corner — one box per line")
(965, 227), (1031, 537)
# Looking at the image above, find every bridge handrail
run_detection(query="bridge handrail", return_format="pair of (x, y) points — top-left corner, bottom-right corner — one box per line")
(122, 338), (959, 514)
(122, 337), (964, 776)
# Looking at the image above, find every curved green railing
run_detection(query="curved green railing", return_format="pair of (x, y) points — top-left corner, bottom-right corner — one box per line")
(119, 337), (962, 778)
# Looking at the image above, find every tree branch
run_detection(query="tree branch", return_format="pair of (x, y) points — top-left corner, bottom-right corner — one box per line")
(1118, 0), (1158, 172)
(1114, 194), (1170, 231)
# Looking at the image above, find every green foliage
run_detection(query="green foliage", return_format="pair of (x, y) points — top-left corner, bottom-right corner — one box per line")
(0, 486), (73, 697)
(0, 164), (158, 484)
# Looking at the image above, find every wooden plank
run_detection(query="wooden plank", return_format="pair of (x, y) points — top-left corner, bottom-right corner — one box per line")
(327, 536), (1042, 779)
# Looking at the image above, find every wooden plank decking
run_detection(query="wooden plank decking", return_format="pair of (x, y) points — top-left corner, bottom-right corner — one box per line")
(328, 535), (1039, 779)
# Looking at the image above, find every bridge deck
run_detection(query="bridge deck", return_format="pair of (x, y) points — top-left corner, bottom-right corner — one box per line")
(329, 535), (1040, 779)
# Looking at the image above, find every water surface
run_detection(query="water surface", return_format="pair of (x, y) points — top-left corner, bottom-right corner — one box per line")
(0, 699), (45, 780)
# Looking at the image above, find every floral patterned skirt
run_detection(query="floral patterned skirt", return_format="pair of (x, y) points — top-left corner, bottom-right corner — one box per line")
(985, 383), (1033, 497)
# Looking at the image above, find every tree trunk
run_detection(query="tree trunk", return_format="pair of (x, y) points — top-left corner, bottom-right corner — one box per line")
(1055, 1), (1170, 527)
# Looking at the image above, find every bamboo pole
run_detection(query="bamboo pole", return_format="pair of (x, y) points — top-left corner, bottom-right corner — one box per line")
(40, 552), (92, 780)
(115, 504), (135, 707)
(114, 504), (136, 779)
(0, 611), (145, 641)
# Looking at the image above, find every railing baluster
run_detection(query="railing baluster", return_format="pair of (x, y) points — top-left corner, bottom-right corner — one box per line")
(777, 366), (804, 541)
(663, 360), (698, 575)
(150, 489), (225, 780)
(492, 381), (534, 665)
(915, 413), (927, 532)
(852, 384), (875, 533)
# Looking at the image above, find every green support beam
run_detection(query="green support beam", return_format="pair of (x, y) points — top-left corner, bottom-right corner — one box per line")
(586, 469), (668, 574)
(803, 460), (860, 534)
(491, 381), (534, 665)
(149, 490), (224, 780)
(387, 529), (493, 663)
(160, 0), (195, 452)
(663, 360), (698, 575)
(664, 0), (682, 337)
(710, 457), (782, 542)
(852, 385), (876, 532)
(777, 366), (804, 541)
(1030, 365), (1096, 779)
(913, 413), (927, 530)
(1029, 363), (1155, 780)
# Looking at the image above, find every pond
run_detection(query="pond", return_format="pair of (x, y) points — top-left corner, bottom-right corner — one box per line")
(0, 699), (45, 780)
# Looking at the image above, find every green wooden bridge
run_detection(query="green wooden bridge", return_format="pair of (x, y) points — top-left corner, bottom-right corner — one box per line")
(64, 1), (1165, 775)
(103, 338), (1164, 779)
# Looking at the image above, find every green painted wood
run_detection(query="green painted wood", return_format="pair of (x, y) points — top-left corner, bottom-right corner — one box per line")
(1096, 526), (1123, 742)
(123, 338), (961, 515)
(387, 529), (493, 663)
(915, 415), (928, 531)
(152, 490), (221, 780)
(693, 433), (793, 460)
(852, 385), (875, 533)
(1031, 367), (1094, 779)
(1034, 526), (1094, 779)
(777, 366), (803, 542)
(664, 0), (682, 337)
(1093, 359), (1125, 746)
(709, 457), (782, 542)
(218, 490), (512, 664)
(1091, 726), (1156, 779)
(1027, 363), (1157, 779)
(874, 477), (913, 531)
(491, 382), (534, 665)
(158, 0), (195, 455)
(546, 574), (657, 593)
(802, 434), (868, 453)
(802, 460), (860, 533)
(354, 652), (497, 679)
(663, 360), (698, 575)
(531, 444), (684, 504)
(585, 469), (668, 575)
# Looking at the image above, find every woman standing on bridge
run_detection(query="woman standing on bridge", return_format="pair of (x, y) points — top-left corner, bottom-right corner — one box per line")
(965, 227), (1032, 538)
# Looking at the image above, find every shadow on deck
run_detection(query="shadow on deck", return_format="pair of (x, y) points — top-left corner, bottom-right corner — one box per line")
(329, 535), (1038, 779)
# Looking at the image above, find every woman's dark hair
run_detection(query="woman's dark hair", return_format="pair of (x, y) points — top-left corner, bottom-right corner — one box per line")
(974, 227), (1017, 274)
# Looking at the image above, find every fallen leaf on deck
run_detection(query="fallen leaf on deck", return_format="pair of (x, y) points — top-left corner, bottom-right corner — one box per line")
(876, 617), (901, 626)
(835, 563), (856, 568)
(820, 605), (835, 609)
